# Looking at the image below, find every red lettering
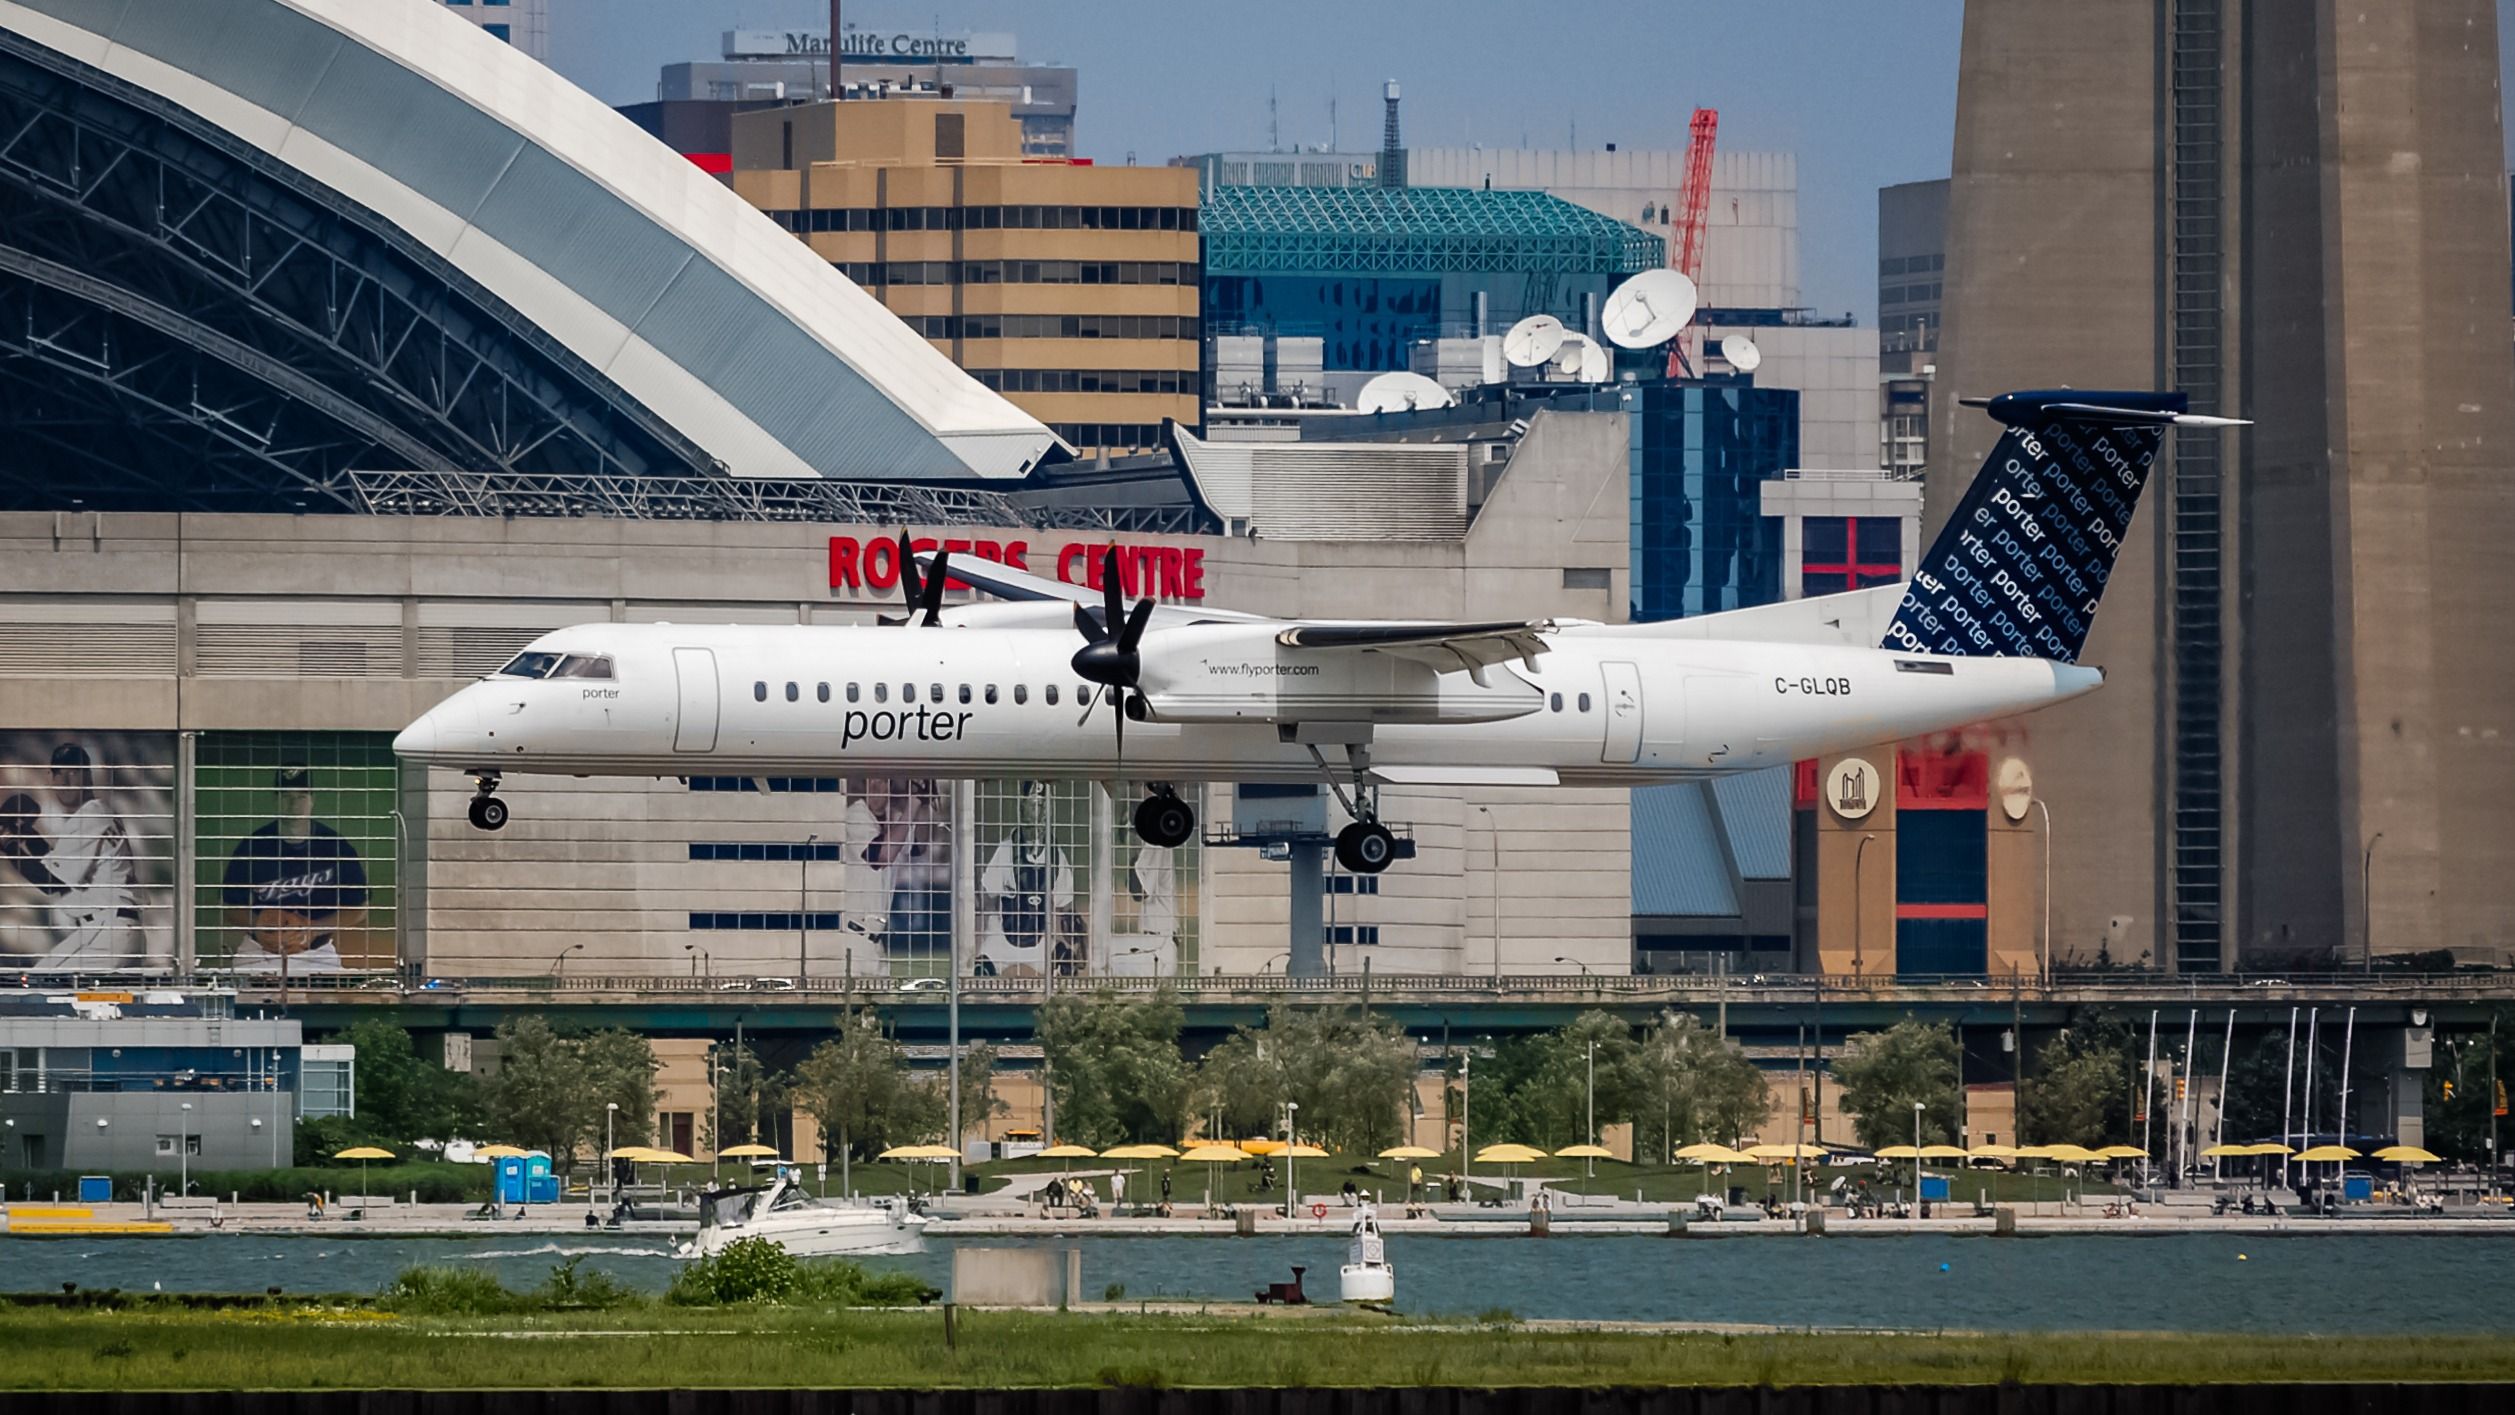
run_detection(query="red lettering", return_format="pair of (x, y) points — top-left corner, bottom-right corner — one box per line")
(1156, 546), (1185, 597)
(1058, 542), (1088, 586)
(942, 538), (974, 589)
(864, 535), (899, 591)
(1004, 539), (1030, 571)
(828, 536), (860, 590)
(972, 540), (1004, 564)
(1181, 548), (1204, 600)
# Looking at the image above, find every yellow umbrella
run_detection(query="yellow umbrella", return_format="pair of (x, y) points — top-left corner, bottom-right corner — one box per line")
(1038, 1144), (1099, 1159)
(2094, 1145), (2149, 1160)
(1968, 1144), (2020, 1160)
(719, 1143), (782, 1158)
(1474, 1143), (1547, 1164)
(2010, 1144), (2057, 1159)
(1875, 1144), (1922, 1160)
(1177, 1143), (1249, 1210)
(1747, 1142), (1827, 1161)
(1555, 1144), (1616, 1159)
(1279, 1143), (1330, 1159)
(2199, 1143), (2250, 1159)
(1241, 1138), (1287, 1156)
(1919, 1144), (1971, 1160)
(2043, 1144), (2106, 1164)
(1675, 1141), (1753, 1163)
(2373, 1145), (2441, 1164)
(472, 1144), (532, 1160)
(1379, 1145), (1441, 1161)
(642, 1149), (695, 1165)
(333, 1146), (395, 1209)
(1101, 1143), (1180, 1160)
(2242, 1142), (2295, 1157)
(2294, 1144), (2359, 1163)
(607, 1146), (664, 1162)
(877, 1144), (960, 1160)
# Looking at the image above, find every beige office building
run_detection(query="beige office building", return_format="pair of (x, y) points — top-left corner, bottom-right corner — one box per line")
(732, 100), (1201, 457)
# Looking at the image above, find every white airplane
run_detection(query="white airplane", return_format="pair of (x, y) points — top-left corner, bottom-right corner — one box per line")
(393, 391), (2242, 874)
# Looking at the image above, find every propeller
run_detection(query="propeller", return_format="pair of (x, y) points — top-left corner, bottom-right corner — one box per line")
(890, 531), (950, 627)
(1071, 545), (1156, 766)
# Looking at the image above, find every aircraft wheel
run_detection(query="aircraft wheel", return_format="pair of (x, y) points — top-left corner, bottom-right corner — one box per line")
(468, 796), (509, 832)
(1133, 793), (1195, 849)
(1335, 821), (1396, 874)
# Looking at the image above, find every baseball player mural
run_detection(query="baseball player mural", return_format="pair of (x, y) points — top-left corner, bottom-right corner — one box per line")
(218, 765), (370, 975)
(0, 734), (173, 971)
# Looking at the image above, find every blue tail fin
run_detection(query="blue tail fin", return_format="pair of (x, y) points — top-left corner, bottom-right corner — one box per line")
(1881, 390), (2215, 663)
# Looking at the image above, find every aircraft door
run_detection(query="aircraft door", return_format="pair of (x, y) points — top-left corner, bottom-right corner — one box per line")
(672, 647), (720, 752)
(1679, 674), (1768, 769)
(1600, 660), (1644, 764)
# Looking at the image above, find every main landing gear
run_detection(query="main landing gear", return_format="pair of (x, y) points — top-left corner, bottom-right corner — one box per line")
(1306, 741), (1398, 875)
(1131, 785), (1195, 849)
(467, 772), (508, 832)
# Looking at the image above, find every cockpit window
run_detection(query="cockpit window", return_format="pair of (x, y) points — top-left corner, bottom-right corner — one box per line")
(497, 652), (613, 680)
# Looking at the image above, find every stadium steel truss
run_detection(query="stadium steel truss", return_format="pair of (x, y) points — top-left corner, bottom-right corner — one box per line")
(0, 34), (728, 511)
(1200, 185), (1665, 278)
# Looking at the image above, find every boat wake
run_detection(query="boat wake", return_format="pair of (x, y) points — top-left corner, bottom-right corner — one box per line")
(464, 1242), (676, 1260)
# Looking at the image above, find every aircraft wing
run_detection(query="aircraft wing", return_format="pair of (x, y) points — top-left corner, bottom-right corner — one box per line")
(1276, 620), (1554, 674)
(916, 548), (1270, 624)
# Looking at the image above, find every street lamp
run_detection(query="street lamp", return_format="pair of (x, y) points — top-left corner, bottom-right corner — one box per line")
(800, 833), (819, 980)
(1262, 952), (1290, 975)
(1283, 1099), (1301, 1213)
(550, 941), (585, 979)
(1583, 1040), (1597, 1180)
(1852, 833), (1879, 976)
(605, 1101), (620, 1201)
(1910, 1101), (1924, 1221)
(1553, 955), (1594, 976)
(685, 942), (712, 979)
(178, 1101), (192, 1197)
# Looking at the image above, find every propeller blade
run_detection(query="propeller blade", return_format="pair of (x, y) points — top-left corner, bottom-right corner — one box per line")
(919, 549), (950, 626)
(895, 532), (923, 611)
(1118, 597), (1156, 654)
(1076, 685), (1101, 727)
(1100, 545), (1124, 635)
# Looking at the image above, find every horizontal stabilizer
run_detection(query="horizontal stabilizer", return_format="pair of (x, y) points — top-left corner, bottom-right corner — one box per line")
(1369, 765), (1561, 787)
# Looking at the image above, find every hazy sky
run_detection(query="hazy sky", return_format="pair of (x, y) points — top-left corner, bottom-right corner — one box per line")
(550, 0), (2515, 324)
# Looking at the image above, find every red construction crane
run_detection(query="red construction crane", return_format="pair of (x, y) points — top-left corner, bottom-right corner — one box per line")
(1664, 107), (1719, 378)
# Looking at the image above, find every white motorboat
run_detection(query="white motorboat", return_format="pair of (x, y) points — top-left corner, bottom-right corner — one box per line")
(1338, 1201), (1395, 1304)
(676, 1173), (928, 1259)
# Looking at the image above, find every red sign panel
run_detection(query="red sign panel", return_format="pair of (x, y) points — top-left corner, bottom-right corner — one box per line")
(827, 536), (1208, 601)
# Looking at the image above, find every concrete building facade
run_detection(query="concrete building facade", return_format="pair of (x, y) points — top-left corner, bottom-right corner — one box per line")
(1876, 178), (1947, 480)
(655, 28), (1078, 159)
(733, 99), (1200, 457)
(1929, 1), (2515, 973)
(438, 0), (547, 62)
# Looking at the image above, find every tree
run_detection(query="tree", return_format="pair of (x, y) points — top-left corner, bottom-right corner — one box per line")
(2018, 1014), (2135, 1147)
(1194, 1006), (1419, 1153)
(791, 1006), (928, 1192)
(702, 1039), (791, 1153)
(1035, 987), (1192, 1147)
(481, 1018), (658, 1170)
(1467, 1012), (1645, 1152)
(1630, 1013), (1769, 1160)
(330, 1018), (481, 1147)
(944, 1042), (1006, 1144)
(1832, 1019), (1961, 1148)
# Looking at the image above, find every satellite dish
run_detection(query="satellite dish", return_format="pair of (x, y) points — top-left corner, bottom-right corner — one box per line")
(1721, 333), (1763, 373)
(1579, 341), (1610, 383)
(1552, 331), (1596, 375)
(1502, 315), (1567, 368)
(1600, 269), (1698, 350)
(1354, 370), (1456, 414)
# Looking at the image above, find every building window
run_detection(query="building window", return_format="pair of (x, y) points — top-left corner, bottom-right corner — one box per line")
(1324, 874), (1380, 895)
(156, 1134), (176, 1155)
(482, 22), (510, 41)
(1325, 925), (1380, 946)
(1801, 516), (1904, 596)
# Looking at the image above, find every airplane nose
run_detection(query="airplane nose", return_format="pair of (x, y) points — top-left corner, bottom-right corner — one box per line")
(392, 714), (438, 759)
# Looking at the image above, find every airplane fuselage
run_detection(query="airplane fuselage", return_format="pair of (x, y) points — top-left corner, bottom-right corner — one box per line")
(392, 621), (2100, 788)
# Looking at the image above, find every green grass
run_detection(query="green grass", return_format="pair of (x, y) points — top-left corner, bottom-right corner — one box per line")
(0, 1305), (2508, 1390)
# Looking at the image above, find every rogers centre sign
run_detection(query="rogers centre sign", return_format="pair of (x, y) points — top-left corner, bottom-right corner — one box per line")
(828, 535), (1208, 600)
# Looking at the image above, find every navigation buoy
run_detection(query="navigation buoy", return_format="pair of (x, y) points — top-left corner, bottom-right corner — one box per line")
(1937, 1262), (1950, 1273)
(2238, 1253), (2249, 1261)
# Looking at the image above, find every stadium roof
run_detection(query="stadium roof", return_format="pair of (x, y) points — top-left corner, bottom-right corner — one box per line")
(0, 0), (1060, 512)
(1201, 185), (1665, 277)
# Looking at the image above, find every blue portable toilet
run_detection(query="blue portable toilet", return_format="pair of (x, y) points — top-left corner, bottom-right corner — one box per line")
(1919, 1175), (1951, 1202)
(2342, 1172), (2373, 1203)
(494, 1154), (559, 1205)
(77, 1175), (112, 1203)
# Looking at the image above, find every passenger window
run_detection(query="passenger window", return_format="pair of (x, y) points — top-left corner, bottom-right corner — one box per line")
(847, 683), (860, 703)
(785, 682), (799, 702)
(874, 683), (889, 703)
(930, 683), (944, 704)
(754, 681), (767, 702)
(1014, 684), (1028, 705)
(901, 683), (913, 703)
(817, 683), (830, 703)
(1550, 693), (1563, 712)
(984, 685), (998, 705)
(1578, 693), (1592, 713)
(1046, 684), (1059, 707)
(959, 684), (973, 705)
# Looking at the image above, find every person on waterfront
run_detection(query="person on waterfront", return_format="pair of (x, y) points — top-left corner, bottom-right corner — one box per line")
(1408, 1165), (1422, 1203)
(1160, 1169), (1173, 1205)
(1111, 1170), (1127, 1210)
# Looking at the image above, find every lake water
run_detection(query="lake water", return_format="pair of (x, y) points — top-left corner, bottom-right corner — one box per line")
(5, 1230), (2512, 1333)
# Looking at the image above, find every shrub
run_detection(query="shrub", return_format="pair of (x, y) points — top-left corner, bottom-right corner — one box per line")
(535, 1256), (643, 1311)
(380, 1265), (522, 1316)
(668, 1237), (799, 1306)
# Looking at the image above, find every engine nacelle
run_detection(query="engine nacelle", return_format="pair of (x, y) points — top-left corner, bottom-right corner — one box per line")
(1132, 624), (1539, 724)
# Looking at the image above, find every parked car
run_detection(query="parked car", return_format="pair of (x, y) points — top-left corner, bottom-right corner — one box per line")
(896, 977), (946, 993)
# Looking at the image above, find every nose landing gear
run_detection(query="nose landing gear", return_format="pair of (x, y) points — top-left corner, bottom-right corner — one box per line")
(1131, 786), (1195, 849)
(467, 773), (507, 832)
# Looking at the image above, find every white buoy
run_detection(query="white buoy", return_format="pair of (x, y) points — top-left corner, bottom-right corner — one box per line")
(1338, 1200), (1395, 1304)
